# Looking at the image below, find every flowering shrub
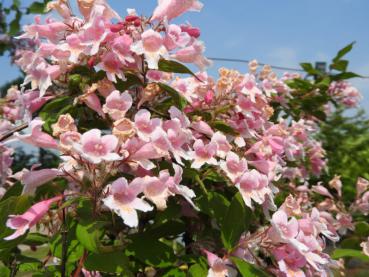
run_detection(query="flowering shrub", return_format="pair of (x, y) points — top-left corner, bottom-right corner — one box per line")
(0, 1), (368, 276)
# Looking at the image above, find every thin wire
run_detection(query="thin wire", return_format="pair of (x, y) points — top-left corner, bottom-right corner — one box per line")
(207, 57), (305, 72)
(207, 57), (369, 78)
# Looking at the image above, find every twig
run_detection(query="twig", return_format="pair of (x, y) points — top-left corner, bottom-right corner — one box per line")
(60, 198), (68, 277)
(73, 250), (88, 277)
(0, 123), (28, 142)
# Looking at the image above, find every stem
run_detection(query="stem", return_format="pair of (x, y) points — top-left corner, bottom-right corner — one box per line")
(73, 250), (88, 277)
(61, 204), (68, 277)
(0, 123), (28, 142)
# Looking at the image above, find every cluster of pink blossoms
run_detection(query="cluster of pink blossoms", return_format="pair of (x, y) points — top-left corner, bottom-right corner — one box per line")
(328, 81), (362, 108)
(0, 0), (367, 276)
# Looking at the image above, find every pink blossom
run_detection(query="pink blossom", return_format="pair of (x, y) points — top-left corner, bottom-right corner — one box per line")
(356, 177), (369, 198)
(21, 168), (61, 195)
(103, 91), (132, 120)
(172, 40), (211, 71)
(190, 139), (218, 169)
(131, 29), (168, 69)
(272, 244), (306, 277)
(134, 109), (162, 141)
(180, 24), (201, 38)
(143, 171), (171, 210)
(236, 170), (270, 208)
(203, 250), (237, 277)
(211, 132), (232, 159)
(80, 91), (105, 118)
(102, 177), (153, 227)
(151, 0), (204, 21)
(361, 237), (369, 257)
(15, 118), (58, 149)
(220, 151), (247, 182)
(73, 129), (121, 164)
(311, 184), (333, 199)
(111, 34), (135, 65)
(96, 52), (125, 83)
(164, 24), (191, 50)
(46, 0), (72, 19)
(5, 196), (62, 240)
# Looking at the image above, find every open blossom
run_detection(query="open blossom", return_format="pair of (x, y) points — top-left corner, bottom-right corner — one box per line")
(103, 90), (132, 120)
(5, 196), (62, 240)
(134, 109), (162, 141)
(220, 151), (247, 182)
(15, 118), (58, 149)
(151, 0), (203, 21)
(272, 244), (306, 277)
(52, 114), (77, 137)
(211, 132), (232, 159)
(204, 250), (237, 277)
(190, 139), (218, 169)
(172, 40), (211, 71)
(21, 168), (61, 195)
(236, 169), (271, 208)
(73, 129), (121, 164)
(131, 29), (168, 69)
(102, 177), (153, 227)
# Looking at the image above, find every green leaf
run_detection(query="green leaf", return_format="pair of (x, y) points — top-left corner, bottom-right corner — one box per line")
(127, 235), (176, 268)
(8, 10), (21, 36)
(84, 251), (132, 275)
(196, 191), (230, 224)
(355, 222), (369, 237)
(26, 2), (47, 14)
(0, 181), (22, 201)
(210, 121), (238, 136)
(158, 59), (200, 81)
(163, 268), (187, 277)
(231, 257), (270, 277)
(188, 263), (208, 277)
(330, 59), (349, 72)
(23, 233), (50, 246)
(300, 63), (322, 75)
(76, 221), (105, 253)
(221, 193), (250, 250)
(333, 42), (355, 63)
(331, 248), (369, 262)
(158, 82), (188, 110)
(0, 267), (10, 277)
(332, 72), (361, 80)
(115, 73), (143, 91)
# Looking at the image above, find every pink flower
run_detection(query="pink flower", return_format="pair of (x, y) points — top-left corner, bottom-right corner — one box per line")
(211, 132), (232, 159)
(236, 170), (270, 208)
(79, 15), (109, 56)
(203, 250), (237, 277)
(356, 177), (369, 198)
(21, 168), (61, 195)
(190, 139), (218, 169)
(151, 0), (204, 21)
(4, 196), (62, 240)
(73, 129), (121, 164)
(111, 34), (135, 65)
(131, 29), (168, 69)
(143, 172), (171, 210)
(134, 109), (162, 141)
(80, 90), (105, 118)
(311, 184), (333, 199)
(102, 90), (132, 120)
(220, 152), (247, 182)
(167, 164), (196, 207)
(272, 245), (306, 277)
(46, 0), (72, 19)
(164, 24), (191, 50)
(361, 237), (369, 257)
(15, 118), (58, 149)
(96, 52), (125, 83)
(172, 40), (211, 71)
(328, 175), (342, 197)
(102, 177), (153, 227)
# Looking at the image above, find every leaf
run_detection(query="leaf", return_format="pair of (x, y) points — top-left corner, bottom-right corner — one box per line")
(76, 221), (105, 253)
(221, 193), (250, 250)
(196, 191), (230, 224)
(126, 235), (176, 268)
(331, 248), (369, 262)
(163, 268), (187, 277)
(0, 181), (22, 201)
(26, 2), (48, 14)
(231, 257), (270, 277)
(0, 267), (10, 277)
(158, 82), (188, 110)
(355, 221), (369, 237)
(300, 63), (322, 75)
(158, 59), (200, 81)
(188, 263), (208, 277)
(23, 233), (49, 246)
(333, 42), (355, 63)
(84, 251), (132, 275)
(330, 59), (349, 72)
(8, 10), (21, 36)
(115, 73), (143, 91)
(332, 72), (361, 80)
(210, 121), (238, 136)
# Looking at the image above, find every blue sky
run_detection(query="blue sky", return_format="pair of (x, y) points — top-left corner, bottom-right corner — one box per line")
(1, 0), (369, 111)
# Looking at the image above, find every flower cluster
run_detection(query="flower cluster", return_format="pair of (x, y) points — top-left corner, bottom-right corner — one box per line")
(0, 0), (367, 276)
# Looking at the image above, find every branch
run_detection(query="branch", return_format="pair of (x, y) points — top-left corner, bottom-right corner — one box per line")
(60, 201), (68, 277)
(0, 123), (28, 142)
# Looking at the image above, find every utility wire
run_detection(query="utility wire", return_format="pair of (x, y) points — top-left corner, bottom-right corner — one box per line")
(207, 57), (305, 72)
(207, 57), (369, 78)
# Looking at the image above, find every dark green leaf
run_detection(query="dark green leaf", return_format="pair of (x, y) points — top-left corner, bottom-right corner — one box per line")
(210, 121), (238, 136)
(27, 2), (47, 14)
(221, 193), (250, 250)
(188, 263), (208, 277)
(332, 72), (361, 80)
(8, 11), (21, 36)
(158, 59), (200, 81)
(330, 60), (349, 72)
(300, 63), (322, 75)
(231, 257), (270, 277)
(355, 222), (369, 237)
(333, 42), (355, 63)
(84, 251), (132, 275)
(76, 221), (105, 253)
(115, 73), (143, 91)
(158, 82), (188, 110)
